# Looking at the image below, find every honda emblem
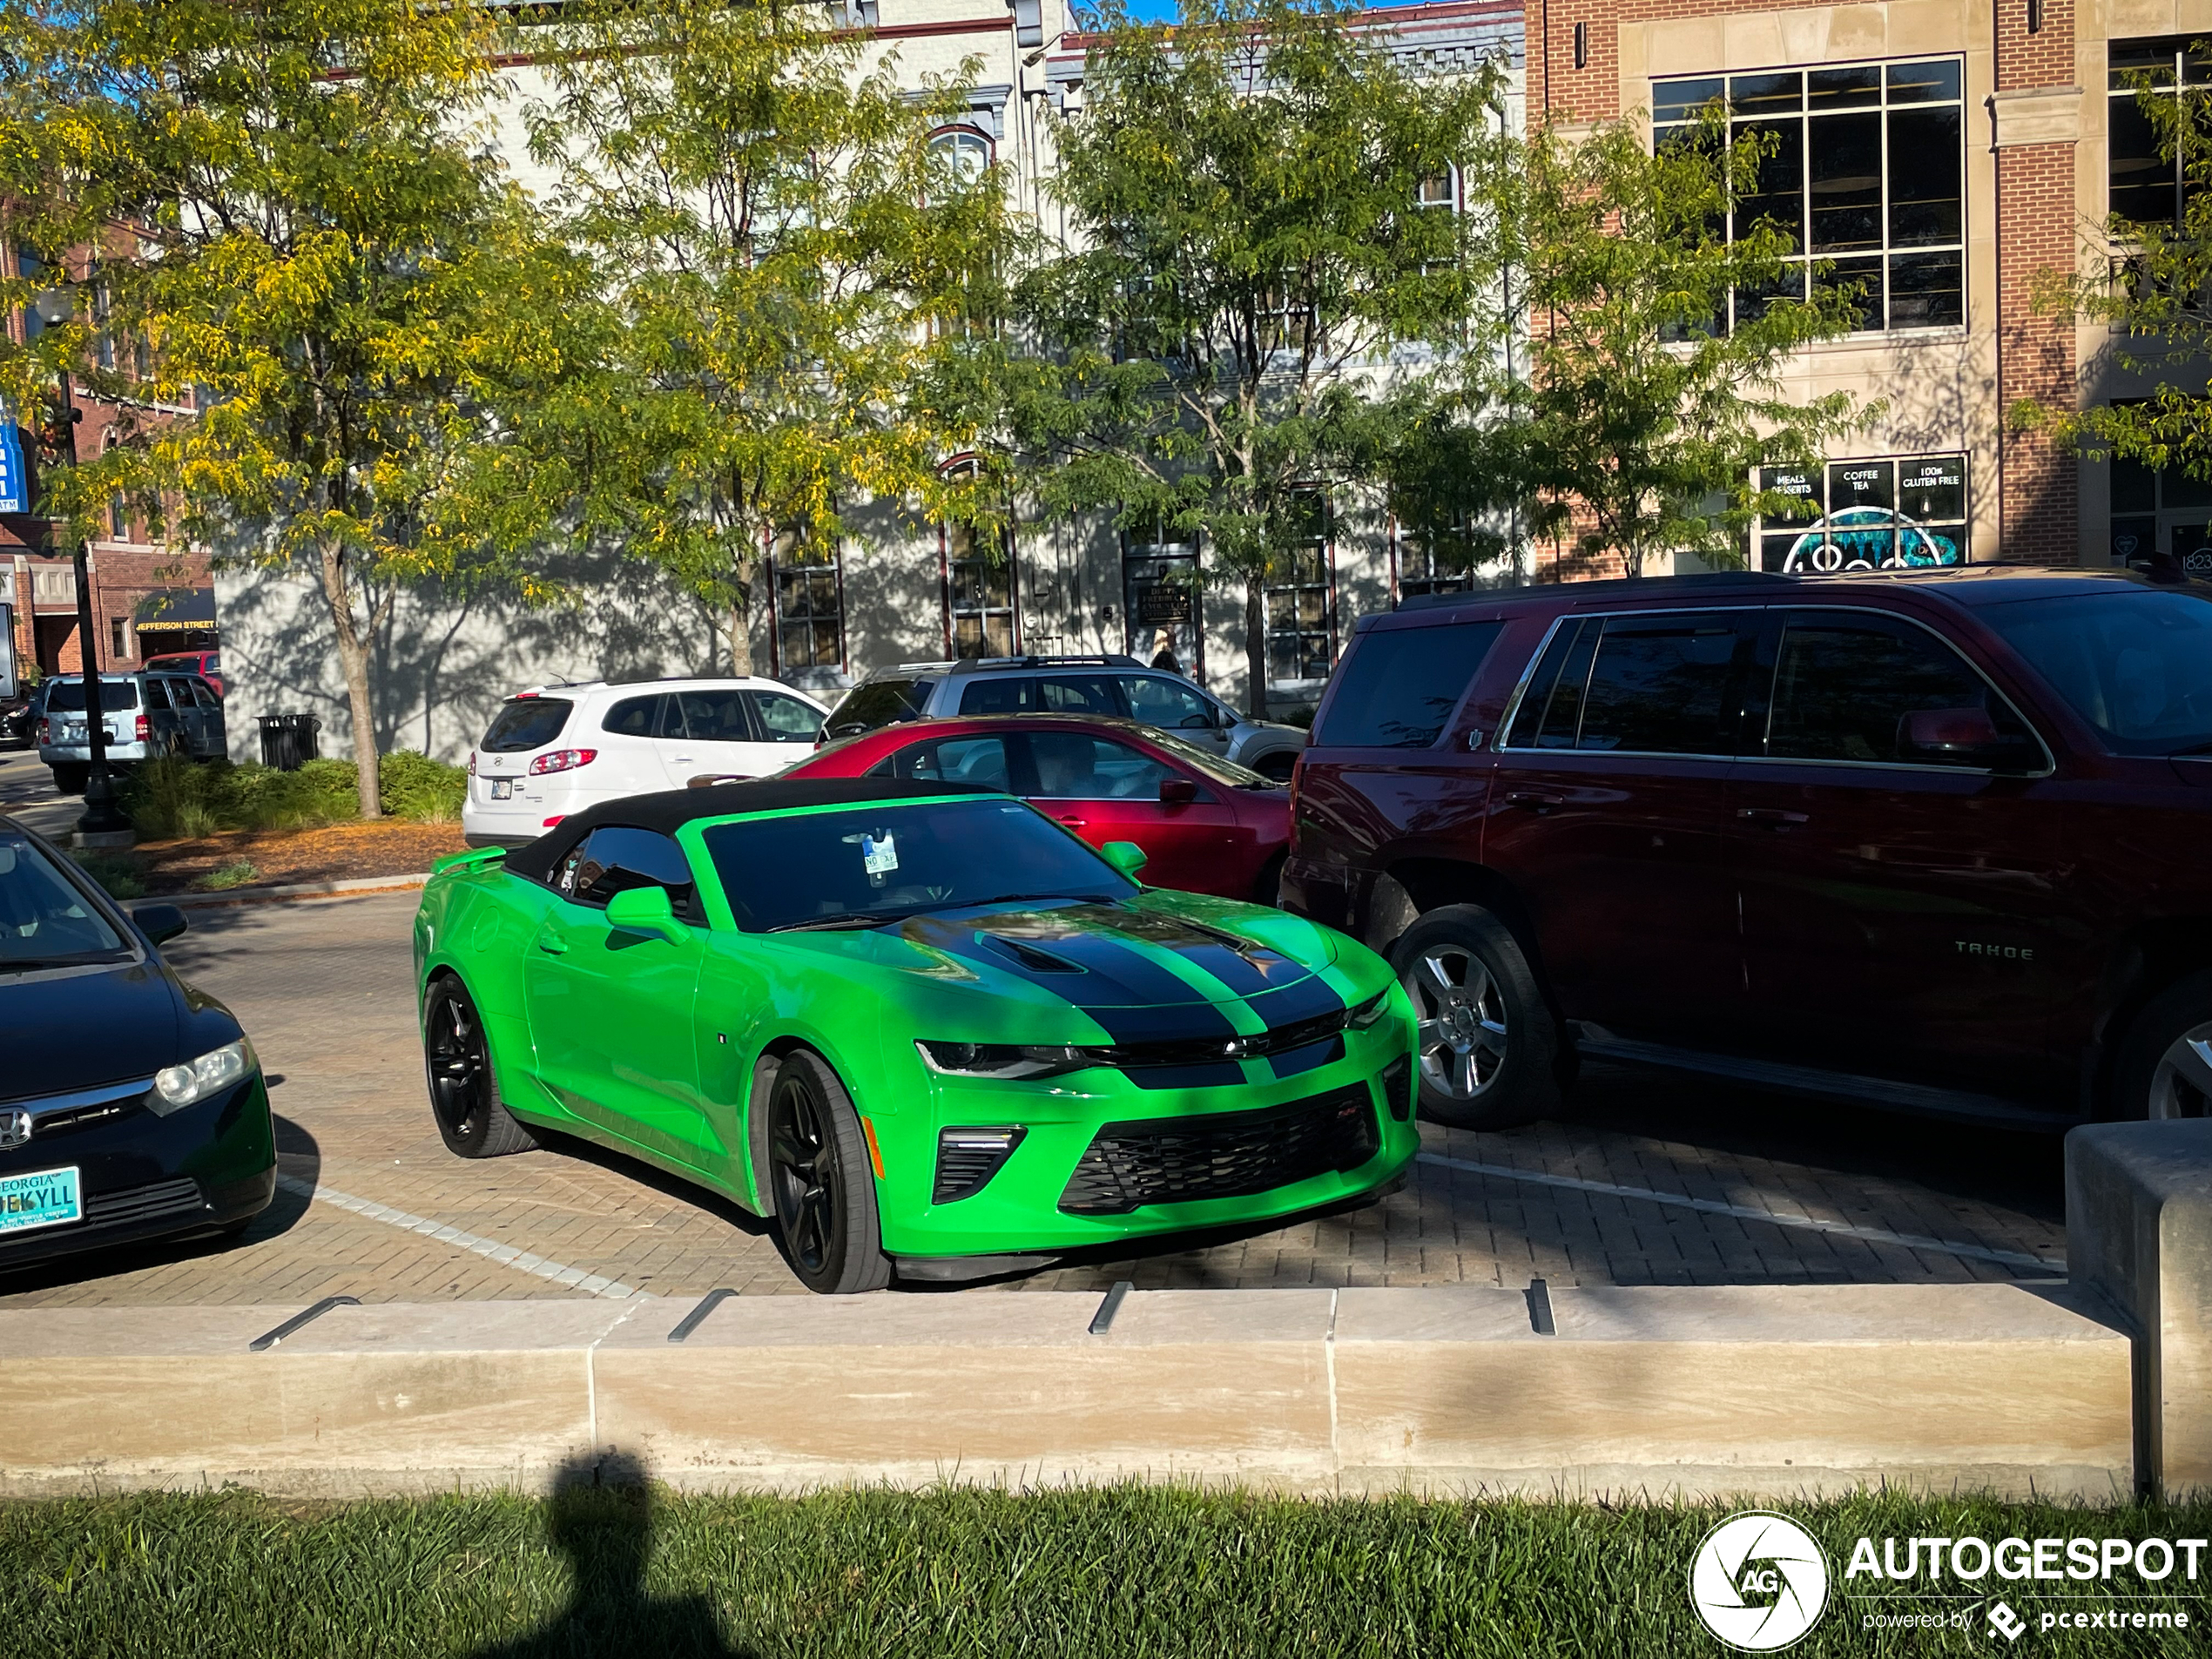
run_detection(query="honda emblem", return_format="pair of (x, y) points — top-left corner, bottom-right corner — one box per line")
(0, 1109), (30, 1149)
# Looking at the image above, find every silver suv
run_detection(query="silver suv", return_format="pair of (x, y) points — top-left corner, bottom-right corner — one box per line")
(37, 671), (228, 794)
(818, 654), (1310, 780)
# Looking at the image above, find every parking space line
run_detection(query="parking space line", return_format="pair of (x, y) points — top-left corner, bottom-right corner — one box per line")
(1413, 1152), (2064, 1274)
(274, 1175), (640, 1298)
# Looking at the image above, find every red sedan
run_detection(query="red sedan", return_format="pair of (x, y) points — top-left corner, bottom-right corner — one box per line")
(784, 714), (1291, 902)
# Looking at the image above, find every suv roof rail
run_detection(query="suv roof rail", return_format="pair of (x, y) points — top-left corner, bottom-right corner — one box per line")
(946, 653), (1144, 674)
(1394, 571), (1798, 611)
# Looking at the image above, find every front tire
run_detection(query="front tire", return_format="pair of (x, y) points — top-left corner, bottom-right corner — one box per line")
(1392, 904), (1561, 1131)
(50, 763), (87, 795)
(766, 1050), (891, 1294)
(2114, 971), (2212, 1121)
(423, 976), (539, 1157)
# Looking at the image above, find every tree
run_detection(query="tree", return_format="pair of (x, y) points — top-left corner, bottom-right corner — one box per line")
(1008, 0), (1508, 718)
(518, 0), (1017, 674)
(1396, 111), (1868, 580)
(2021, 42), (2212, 509)
(0, 0), (570, 816)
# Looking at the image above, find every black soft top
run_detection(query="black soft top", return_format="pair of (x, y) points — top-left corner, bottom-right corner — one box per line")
(502, 777), (995, 884)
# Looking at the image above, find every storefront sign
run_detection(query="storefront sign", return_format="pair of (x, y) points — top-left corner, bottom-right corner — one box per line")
(0, 421), (26, 515)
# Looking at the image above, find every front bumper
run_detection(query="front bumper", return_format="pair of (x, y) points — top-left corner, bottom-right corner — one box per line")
(0, 1071), (277, 1271)
(868, 1015), (1419, 1258)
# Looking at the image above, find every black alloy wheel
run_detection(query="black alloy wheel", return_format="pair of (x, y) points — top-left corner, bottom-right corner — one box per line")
(423, 977), (538, 1157)
(766, 1050), (891, 1294)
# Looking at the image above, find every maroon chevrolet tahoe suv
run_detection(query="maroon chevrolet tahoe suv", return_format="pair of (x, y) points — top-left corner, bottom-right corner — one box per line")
(1284, 567), (2212, 1131)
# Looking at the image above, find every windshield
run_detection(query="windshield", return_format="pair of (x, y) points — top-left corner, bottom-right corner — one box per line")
(0, 833), (129, 968)
(42, 678), (138, 712)
(825, 678), (932, 738)
(703, 798), (1136, 932)
(1136, 727), (1278, 788)
(1979, 589), (2212, 756)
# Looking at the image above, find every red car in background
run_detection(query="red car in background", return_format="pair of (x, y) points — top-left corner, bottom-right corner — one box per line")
(143, 650), (224, 697)
(785, 714), (1291, 903)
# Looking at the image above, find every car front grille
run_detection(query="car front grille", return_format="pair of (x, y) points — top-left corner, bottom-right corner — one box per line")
(87, 1178), (206, 1230)
(1058, 1081), (1381, 1216)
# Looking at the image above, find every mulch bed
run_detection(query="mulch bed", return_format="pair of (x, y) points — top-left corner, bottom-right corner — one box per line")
(123, 818), (468, 896)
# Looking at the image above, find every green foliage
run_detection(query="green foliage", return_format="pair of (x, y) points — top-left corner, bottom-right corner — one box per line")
(122, 752), (462, 838)
(374, 749), (467, 823)
(2, 1486), (2209, 1656)
(67, 850), (145, 900)
(2023, 45), (2212, 498)
(1011, 0), (1508, 714)
(193, 860), (260, 892)
(1394, 109), (1869, 579)
(516, 0), (1019, 673)
(0, 0), (577, 819)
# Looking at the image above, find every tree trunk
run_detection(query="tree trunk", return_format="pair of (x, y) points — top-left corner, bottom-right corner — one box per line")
(728, 602), (752, 677)
(1244, 577), (1270, 721)
(318, 540), (381, 819)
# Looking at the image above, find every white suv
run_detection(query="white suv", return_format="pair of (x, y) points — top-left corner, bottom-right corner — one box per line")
(462, 677), (829, 848)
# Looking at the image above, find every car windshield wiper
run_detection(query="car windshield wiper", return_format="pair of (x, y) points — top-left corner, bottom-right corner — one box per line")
(765, 912), (908, 933)
(956, 893), (1121, 909)
(0, 954), (127, 973)
(2170, 741), (2212, 757)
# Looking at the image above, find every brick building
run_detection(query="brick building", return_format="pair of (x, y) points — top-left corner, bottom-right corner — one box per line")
(1, 240), (215, 683)
(1529, 0), (2207, 577)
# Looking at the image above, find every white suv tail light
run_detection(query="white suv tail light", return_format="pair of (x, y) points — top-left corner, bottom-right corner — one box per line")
(529, 748), (597, 776)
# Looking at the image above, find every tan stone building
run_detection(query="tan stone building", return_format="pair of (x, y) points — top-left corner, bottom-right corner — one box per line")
(1529, 0), (2206, 580)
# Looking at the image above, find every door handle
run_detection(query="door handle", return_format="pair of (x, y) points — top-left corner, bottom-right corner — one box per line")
(535, 924), (570, 955)
(1056, 814), (1088, 828)
(1737, 807), (1810, 827)
(1504, 791), (1565, 811)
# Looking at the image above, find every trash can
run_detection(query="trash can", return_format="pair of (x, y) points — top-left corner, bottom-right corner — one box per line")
(258, 712), (321, 771)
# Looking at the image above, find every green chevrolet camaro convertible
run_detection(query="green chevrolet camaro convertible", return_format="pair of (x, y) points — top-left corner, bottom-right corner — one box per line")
(411, 779), (1418, 1292)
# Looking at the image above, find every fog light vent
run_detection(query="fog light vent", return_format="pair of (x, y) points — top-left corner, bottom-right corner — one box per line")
(1381, 1056), (1414, 1122)
(934, 1126), (1027, 1204)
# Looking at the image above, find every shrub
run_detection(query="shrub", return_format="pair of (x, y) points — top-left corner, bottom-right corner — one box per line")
(120, 755), (359, 838)
(194, 860), (260, 892)
(377, 750), (466, 823)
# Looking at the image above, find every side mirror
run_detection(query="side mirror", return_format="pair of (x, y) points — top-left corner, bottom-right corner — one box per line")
(132, 903), (189, 947)
(1158, 777), (1199, 805)
(1100, 840), (1149, 881)
(1177, 712), (1213, 730)
(606, 885), (689, 945)
(1898, 708), (2040, 772)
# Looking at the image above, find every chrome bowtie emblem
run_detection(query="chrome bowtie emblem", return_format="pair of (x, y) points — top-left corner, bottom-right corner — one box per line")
(0, 1109), (30, 1149)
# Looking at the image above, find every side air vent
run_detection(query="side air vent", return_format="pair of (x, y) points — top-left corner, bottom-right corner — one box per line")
(933, 1126), (1028, 1204)
(1381, 1056), (1414, 1122)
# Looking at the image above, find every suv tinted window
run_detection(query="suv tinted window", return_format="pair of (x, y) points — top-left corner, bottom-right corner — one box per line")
(556, 826), (698, 918)
(1318, 621), (1501, 747)
(1764, 611), (2033, 767)
(602, 694), (664, 738)
(1507, 612), (1743, 755)
(482, 698), (572, 753)
(1125, 674), (1220, 732)
(143, 678), (172, 710)
(748, 690), (823, 743)
(43, 679), (138, 712)
(827, 678), (929, 736)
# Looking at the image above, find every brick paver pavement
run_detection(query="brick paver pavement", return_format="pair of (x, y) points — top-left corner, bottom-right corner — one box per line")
(0, 826), (2068, 1309)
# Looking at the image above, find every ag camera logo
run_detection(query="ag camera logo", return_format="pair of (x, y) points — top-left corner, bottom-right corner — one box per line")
(1689, 1511), (1830, 1651)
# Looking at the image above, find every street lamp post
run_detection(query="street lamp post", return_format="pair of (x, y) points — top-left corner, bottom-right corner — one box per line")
(34, 287), (133, 844)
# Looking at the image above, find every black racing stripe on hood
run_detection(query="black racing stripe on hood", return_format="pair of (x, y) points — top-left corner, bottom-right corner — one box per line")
(1267, 1036), (1345, 1082)
(1078, 999), (1242, 1046)
(1245, 973), (1348, 1030)
(900, 910), (1214, 1011)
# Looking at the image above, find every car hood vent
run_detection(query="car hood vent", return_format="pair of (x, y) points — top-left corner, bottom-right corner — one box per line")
(982, 934), (1085, 974)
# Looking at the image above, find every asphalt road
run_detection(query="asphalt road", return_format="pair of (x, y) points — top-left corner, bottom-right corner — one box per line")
(0, 747), (2069, 1306)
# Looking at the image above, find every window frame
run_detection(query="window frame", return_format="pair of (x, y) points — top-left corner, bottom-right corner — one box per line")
(552, 824), (704, 921)
(1263, 493), (1337, 687)
(1496, 605), (1767, 761)
(768, 527), (845, 676)
(1651, 57), (1967, 337)
(940, 464), (1018, 662)
(2107, 36), (2209, 229)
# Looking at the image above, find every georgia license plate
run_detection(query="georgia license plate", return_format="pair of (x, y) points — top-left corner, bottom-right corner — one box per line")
(490, 779), (513, 800)
(0, 1166), (82, 1236)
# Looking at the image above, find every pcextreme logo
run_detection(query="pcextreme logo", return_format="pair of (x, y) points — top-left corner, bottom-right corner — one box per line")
(1689, 1512), (1831, 1652)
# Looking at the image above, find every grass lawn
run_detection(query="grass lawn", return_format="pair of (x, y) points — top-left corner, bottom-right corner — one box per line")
(5, 1485), (2211, 1656)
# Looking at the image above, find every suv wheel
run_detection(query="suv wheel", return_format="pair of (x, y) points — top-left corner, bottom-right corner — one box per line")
(2115, 971), (2212, 1120)
(1392, 905), (1559, 1131)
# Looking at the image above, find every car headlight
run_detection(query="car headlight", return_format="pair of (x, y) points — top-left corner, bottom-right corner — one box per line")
(148, 1037), (258, 1115)
(1345, 987), (1394, 1029)
(915, 1040), (1091, 1081)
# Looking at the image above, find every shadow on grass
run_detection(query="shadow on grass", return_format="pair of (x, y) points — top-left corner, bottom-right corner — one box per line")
(469, 1452), (752, 1659)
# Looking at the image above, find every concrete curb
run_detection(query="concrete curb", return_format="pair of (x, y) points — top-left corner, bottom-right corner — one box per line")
(163, 872), (430, 910)
(0, 1283), (2134, 1501)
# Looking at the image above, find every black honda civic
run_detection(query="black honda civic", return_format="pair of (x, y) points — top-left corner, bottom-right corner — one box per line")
(0, 813), (274, 1267)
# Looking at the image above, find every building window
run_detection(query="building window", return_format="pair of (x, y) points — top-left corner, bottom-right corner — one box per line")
(1753, 455), (1969, 572)
(1416, 170), (1458, 212)
(941, 462), (1015, 660)
(110, 617), (131, 660)
(1123, 520), (1199, 673)
(2109, 37), (2209, 226)
(108, 496), (126, 540)
(928, 125), (993, 190)
(770, 527), (842, 672)
(1396, 512), (1480, 601)
(1265, 495), (1334, 684)
(2110, 442), (2212, 571)
(1653, 59), (1965, 334)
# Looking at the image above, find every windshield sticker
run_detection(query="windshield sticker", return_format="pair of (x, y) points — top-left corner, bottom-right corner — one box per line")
(859, 831), (899, 877)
